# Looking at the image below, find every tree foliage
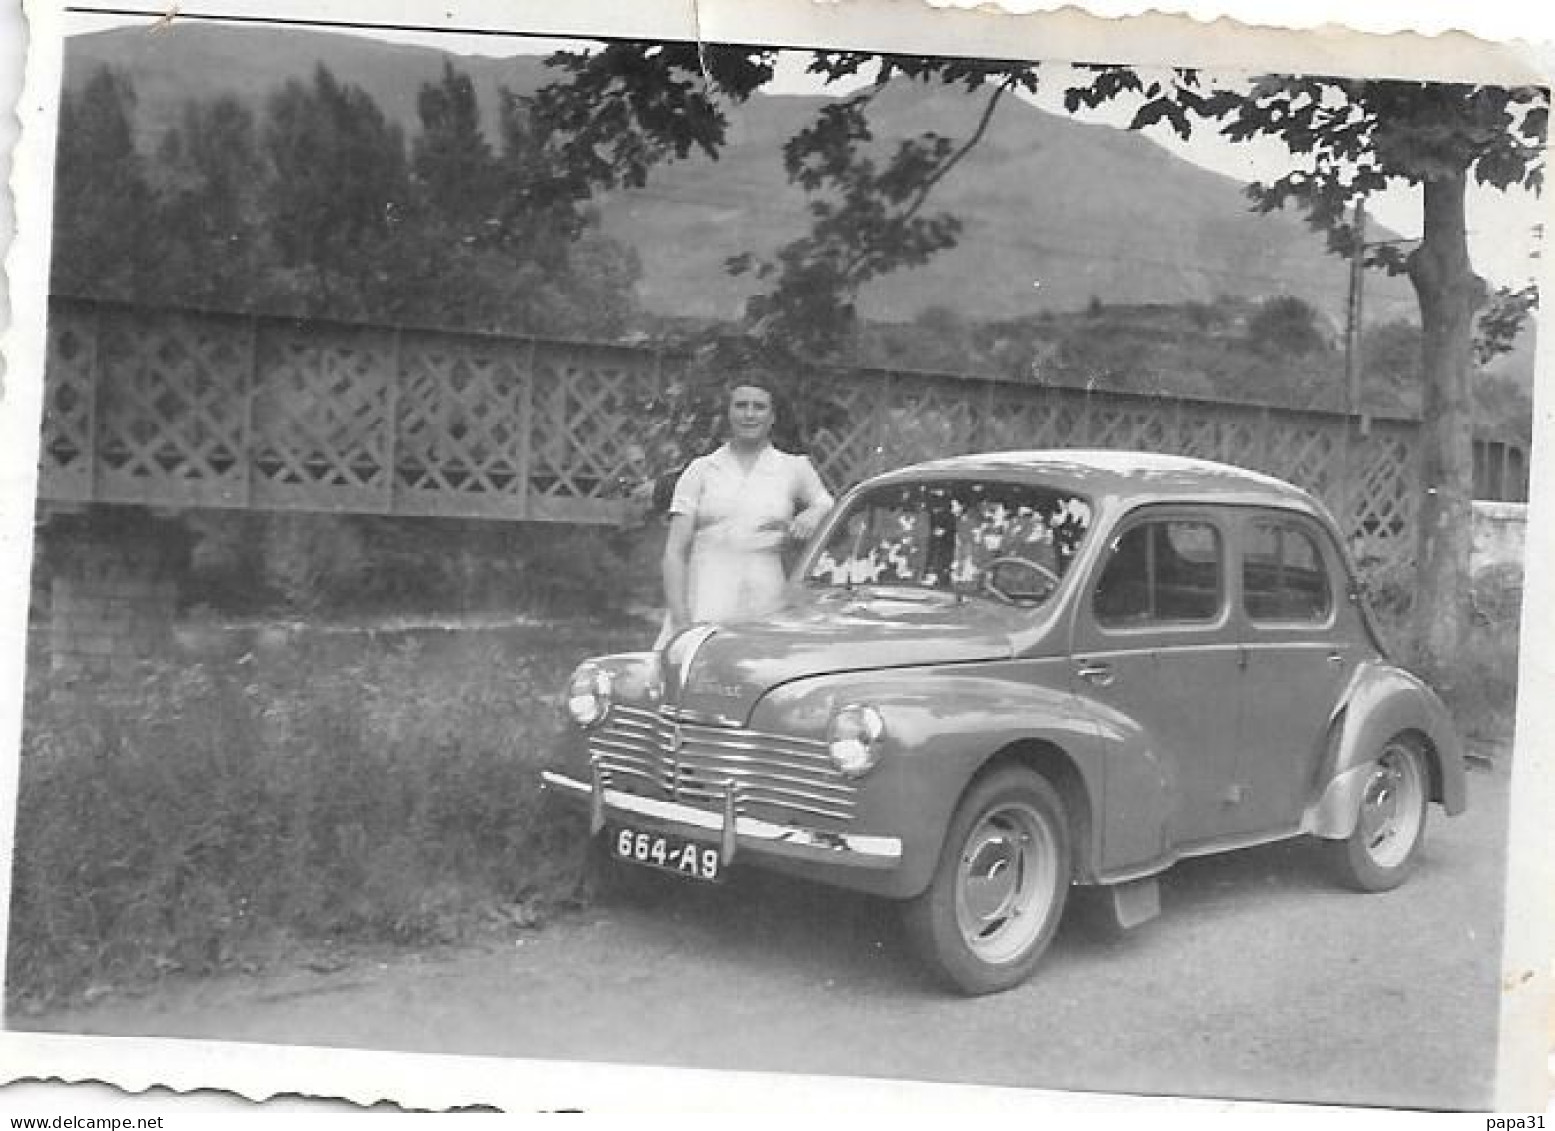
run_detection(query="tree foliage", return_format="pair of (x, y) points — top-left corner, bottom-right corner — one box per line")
(526, 42), (777, 191)
(52, 66), (154, 299)
(1474, 282), (1539, 364)
(1247, 295), (1328, 359)
(262, 65), (413, 316)
(411, 60), (496, 234)
(51, 62), (642, 337)
(148, 94), (266, 309)
(1066, 73), (1546, 261)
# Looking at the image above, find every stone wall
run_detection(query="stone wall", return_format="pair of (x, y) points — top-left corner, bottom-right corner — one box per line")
(36, 508), (188, 681)
(49, 571), (178, 680)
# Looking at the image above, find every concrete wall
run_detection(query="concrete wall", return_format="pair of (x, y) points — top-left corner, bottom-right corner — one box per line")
(1471, 500), (1527, 576)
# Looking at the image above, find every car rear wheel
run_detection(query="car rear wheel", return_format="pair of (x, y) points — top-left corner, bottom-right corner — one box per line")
(1325, 736), (1429, 892)
(903, 766), (1071, 995)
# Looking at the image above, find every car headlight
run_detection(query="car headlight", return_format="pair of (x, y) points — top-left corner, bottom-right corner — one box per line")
(827, 703), (886, 778)
(565, 662), (613, 728)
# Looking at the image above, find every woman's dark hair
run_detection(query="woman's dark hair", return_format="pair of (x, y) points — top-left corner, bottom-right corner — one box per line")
(724, 380), (777, 406)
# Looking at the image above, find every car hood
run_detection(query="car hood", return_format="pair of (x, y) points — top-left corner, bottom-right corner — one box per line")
(670, 587), (1017, 723)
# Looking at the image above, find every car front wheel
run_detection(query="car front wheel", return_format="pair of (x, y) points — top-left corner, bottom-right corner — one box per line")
(903, 766), (1071, 995)
(1325, 735), (1429, 892)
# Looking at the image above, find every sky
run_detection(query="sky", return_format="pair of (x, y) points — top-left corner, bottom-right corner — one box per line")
(60, 7), (1548, 292)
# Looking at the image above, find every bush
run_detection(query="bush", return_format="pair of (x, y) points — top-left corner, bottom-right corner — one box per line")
(1432, 619), (1522, 742)
(1361, 561), (1522, 744)
(1247, 295), (1328, 359)
(1354, 555), (1418, 626)
(178, 512), (651, 621)
(5, 621), (637, 1012)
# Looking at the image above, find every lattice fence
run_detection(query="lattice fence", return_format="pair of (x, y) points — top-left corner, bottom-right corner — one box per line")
(39, 299), (666, 525)
(37, 297), (1528, 573)
(251, 321), (397, 512)
(395, 330), (530, 519)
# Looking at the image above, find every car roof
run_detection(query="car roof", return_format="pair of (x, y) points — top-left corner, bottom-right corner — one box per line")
(865, 449), (1325, 514)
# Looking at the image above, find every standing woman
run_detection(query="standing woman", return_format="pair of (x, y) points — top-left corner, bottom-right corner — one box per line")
(658, 383), (834, 646)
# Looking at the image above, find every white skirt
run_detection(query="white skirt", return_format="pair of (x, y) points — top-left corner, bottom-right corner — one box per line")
(654, 539), (787, 649)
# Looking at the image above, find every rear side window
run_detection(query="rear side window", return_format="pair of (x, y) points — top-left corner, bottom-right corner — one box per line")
(1093, 519), (1223, 626)
(1242, 519), (1332, 623)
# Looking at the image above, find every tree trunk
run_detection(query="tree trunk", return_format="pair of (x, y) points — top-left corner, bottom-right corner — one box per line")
(1404, 168), (1483, 682)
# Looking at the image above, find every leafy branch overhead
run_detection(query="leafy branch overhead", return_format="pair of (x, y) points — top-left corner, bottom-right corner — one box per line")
(728, 81), (1013, 356)
(1070, 69), (1548, 268)
(1475, 282), (1540, 365)
(526, 42), (780, 191)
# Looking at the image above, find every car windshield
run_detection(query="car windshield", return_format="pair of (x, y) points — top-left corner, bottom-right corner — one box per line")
(805, 478), (1093, 607)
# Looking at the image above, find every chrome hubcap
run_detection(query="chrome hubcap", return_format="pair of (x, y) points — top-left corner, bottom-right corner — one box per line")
(955, 801), (1060, 963)
(1358, 744), (1424, 869)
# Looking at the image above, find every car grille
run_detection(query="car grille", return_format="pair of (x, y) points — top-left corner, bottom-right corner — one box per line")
(589, 704), (857, 825)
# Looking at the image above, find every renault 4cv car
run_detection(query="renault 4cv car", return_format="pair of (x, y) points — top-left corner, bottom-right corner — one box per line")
(541, 450), (1466, 994)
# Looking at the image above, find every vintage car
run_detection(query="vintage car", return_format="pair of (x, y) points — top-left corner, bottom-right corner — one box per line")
(541, 450), (1466, 994)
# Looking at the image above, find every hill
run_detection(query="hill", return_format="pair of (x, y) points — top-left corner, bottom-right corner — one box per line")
(606, 77), (1422, 325)
(62, 22), (1422, 327)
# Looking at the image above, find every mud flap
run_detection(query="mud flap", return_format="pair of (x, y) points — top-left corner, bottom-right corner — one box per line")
(1105, 876), (1161, 930)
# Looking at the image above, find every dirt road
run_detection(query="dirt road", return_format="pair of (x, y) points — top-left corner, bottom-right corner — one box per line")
(24, 761), (1512, 1110)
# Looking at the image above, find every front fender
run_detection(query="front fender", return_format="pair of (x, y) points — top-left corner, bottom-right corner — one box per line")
(749, 659), (1100, 898)
(1303, 658), (1466, 839)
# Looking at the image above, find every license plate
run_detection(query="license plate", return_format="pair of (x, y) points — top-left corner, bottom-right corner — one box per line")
(609, 824), (723, 882)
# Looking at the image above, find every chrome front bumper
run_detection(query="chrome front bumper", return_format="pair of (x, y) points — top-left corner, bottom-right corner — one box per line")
(539, 768), (902, 871)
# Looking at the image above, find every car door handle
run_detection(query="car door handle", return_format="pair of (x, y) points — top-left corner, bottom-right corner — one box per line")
(1077, 660), (1115, 687)
(1326, 651), (1345, 666)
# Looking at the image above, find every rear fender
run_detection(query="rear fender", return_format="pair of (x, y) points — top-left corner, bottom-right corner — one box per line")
(1303, 659), (1466, 839)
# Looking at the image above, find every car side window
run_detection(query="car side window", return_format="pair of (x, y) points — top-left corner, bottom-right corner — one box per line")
(1242, 518), (1332, 623)
(1093, 519), (1223, 627)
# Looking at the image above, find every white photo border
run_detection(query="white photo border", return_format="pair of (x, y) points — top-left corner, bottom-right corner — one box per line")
(1, 0), (1550, 1114)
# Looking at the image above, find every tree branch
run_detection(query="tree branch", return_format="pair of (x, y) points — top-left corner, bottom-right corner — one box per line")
(836, 78), (1012, 284)
(902, 79), (1011, 228)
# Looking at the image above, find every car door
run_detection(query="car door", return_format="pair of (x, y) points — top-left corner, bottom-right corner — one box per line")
(1072, 507), (1243, 857)
(1231, 509), (1354, 835)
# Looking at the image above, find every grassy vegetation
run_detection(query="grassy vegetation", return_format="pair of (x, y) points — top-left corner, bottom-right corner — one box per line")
(5, 621), (639, 1014)
(181, 512), (655, 622)
(1436, 620), (1523, 745)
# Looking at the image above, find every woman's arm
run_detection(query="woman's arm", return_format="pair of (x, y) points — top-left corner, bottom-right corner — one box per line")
(788, 457), (835, 542)
(662, 511), (695, 635)
(660, 459), (705, 635)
